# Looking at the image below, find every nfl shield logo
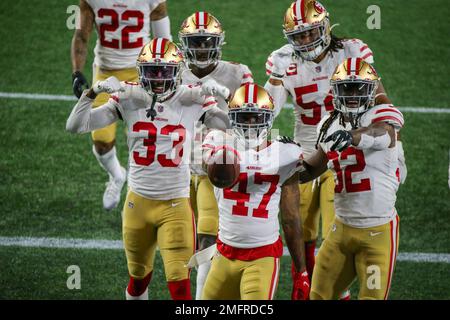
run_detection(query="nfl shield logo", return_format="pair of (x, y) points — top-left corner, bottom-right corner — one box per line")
(315, 66), (322, 73)
(157, 105), (164, 113)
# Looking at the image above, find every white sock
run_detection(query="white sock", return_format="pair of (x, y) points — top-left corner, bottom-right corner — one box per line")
(195, 260), (211, 300)
(92, 145), (124, 181)
(125, 288), (149, 300)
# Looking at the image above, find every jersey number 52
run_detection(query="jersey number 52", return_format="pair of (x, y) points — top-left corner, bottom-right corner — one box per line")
(327, 147), (371, 193)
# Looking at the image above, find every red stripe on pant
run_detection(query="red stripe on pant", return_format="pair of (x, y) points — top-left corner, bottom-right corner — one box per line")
(384, 215), (398, 300)
(268, 257), (278, 299)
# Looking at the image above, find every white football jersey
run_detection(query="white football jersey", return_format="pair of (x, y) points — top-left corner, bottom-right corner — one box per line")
(109, 83), (217, 200)
(203, 130), (303, 248)
(266, 39), (374, 157)
(318, 105), (404, 228)
(86, 0), (165, 69)
(182, 61), (253, 175)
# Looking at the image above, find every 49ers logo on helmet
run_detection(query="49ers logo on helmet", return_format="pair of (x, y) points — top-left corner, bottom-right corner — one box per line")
(313, 1), (325, 14)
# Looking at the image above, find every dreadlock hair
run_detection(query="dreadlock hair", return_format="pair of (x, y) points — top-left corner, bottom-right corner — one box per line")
(326, 34), (345, 55)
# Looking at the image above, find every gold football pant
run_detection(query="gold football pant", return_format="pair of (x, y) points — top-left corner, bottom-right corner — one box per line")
(91, 66), (138, 143)
(202, 254), (280, 300)
(299, 169), (336, 241)
(122, 190), (196, 281)
(190, 175), (219, 236)
(310, 215), (400, 300)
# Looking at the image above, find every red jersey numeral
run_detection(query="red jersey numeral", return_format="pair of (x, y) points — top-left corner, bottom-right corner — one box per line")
(98, 9), (120, 49)
(223, 173), (250, 216)
(157, 125), (186, 167)
(294, 85), (334, 125)
(121, 10), (144, 49)
(132, 122), (157, 166)
(98, 9), (144, 49)
(132, 122), (186, 168)
(223, 172), (280, 219)
(327, 147), (371, 193)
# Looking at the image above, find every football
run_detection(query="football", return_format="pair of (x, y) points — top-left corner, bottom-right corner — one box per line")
(207, 147), (240, 188)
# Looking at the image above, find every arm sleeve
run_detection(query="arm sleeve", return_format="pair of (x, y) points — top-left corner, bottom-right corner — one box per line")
(151, 16), (172, 40)
(345, 39), (374, 64)
(240, 64), (254, 85)
(264, 80), (289, 118)
(66, 91), (120, 134)
(370, 105), (404, 131)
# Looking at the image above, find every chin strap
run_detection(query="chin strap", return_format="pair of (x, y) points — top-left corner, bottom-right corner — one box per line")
(146, 94), (158, 121)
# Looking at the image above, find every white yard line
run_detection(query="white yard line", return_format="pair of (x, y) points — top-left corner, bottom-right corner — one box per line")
(0, 92), (77, 101)
(1, 236), (449, 264)
(0, 91), (449, 113)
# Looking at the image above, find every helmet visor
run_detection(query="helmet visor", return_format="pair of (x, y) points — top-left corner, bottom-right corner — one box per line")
(181, 34), (222, 66)
(332, 80), (376, 113)
(138, 64), (178, 95)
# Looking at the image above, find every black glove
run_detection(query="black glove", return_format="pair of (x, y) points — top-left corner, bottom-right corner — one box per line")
(324, 130), (353, 152)
(72, 71), (90, 98)
(276, 135), (301, 146)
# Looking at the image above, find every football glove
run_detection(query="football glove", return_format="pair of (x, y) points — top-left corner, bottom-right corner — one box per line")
(325, 130), (353, 152)
(292, 270), (310, 300)
(72, 71), (89, 98)
(270, 46), (294, 79)
(93, 76), (125, 95)
(201, 79), (230, 100)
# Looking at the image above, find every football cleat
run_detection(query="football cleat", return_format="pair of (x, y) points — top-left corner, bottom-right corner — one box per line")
(103, 167), (127, 211)
(339, 290), (351, 300)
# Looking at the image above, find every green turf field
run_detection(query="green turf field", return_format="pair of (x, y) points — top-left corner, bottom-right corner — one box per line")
(0, 0), (449, 300)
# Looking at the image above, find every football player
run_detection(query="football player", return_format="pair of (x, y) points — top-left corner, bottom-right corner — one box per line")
(71, 0), (172, 210)
(198, 84), (309, 300)
(66, 39), (231, 300)
(178, 11), (254, 300)
(300, 58), (402, 299)
(264, 0), (406, 293)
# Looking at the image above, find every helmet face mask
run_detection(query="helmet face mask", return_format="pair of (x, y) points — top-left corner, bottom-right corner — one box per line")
(137, 64), (180, 96)
(179, 12), (225, 69)
(331, 79), (378, 117)
(229, 107), (274, 149)
(180, 34), (224, 68)
(284, 18), (331, 61)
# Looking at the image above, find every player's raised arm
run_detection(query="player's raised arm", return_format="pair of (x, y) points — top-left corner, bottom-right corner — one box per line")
(264, 47), (292, 117)
(280, 172), (310, 300)
(203, 105), (231, 131)
(71, 0), (94, 98)
(66, 77), (124, 134)
(150, 1), (172, 40)
(298, 146), (329, 183)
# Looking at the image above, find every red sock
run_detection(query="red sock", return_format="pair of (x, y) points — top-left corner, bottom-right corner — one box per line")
(305, 241), (316, 281)
(167, 279), (192, 300)
(127, 272), (152, 296)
